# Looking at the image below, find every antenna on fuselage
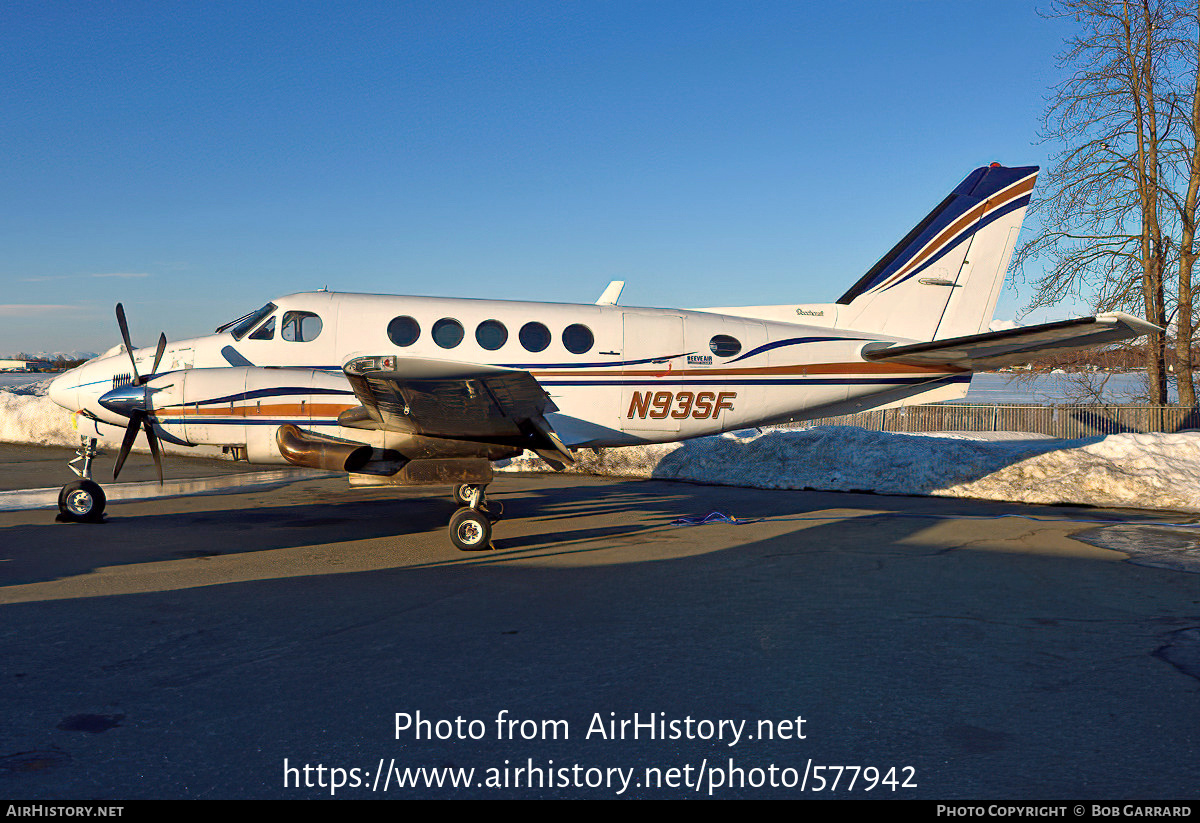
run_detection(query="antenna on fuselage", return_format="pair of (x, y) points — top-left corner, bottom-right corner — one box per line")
(596, 281), (625, 305)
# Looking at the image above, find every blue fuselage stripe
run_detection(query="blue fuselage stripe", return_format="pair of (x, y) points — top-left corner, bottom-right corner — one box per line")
(539, 376), (971, 387)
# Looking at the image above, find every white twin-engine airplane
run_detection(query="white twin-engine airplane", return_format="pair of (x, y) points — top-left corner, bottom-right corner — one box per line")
(47, 163), (1155, 549)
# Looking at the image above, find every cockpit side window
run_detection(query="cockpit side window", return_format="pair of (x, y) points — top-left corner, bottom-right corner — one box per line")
(248, 315), (276, 340)
(282, 311), (323, 342)
(221, 302), (277, 340)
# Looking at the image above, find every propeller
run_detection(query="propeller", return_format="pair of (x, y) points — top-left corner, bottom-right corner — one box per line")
(102, 303), (168, 483)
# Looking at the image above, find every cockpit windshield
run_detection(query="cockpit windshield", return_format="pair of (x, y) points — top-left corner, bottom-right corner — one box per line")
(216, 303), (277, 340)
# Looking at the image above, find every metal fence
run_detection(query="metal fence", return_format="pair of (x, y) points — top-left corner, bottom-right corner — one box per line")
(784, 404), (1200, 439)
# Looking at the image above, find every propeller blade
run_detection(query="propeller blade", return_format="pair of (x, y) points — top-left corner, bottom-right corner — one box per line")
(142, 417), (163, 486)
(112, 304), (167, 484)
(113, 410), (144, 480)
(115, 303), (141, 385)
(143, 332), (167, 384)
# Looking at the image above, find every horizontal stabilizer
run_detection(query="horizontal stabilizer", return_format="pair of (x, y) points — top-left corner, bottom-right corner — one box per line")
(862, 313), (1159, 370)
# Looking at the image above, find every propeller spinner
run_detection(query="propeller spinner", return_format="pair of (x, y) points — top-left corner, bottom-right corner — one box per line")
(97, 303), (167, 483)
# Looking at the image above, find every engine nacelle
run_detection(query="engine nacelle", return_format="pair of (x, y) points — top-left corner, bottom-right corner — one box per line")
(147, 366), (355, 447)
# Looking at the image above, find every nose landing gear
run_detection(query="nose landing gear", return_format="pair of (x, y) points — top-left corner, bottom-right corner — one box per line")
(58, 436), (107, 523)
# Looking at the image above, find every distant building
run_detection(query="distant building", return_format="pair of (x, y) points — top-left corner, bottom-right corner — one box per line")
(0, 359), (53, 372)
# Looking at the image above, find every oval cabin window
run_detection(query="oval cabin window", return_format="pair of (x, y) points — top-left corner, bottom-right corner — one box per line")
(433, 318), (465, 349)
(562, 324), (594, 354)
(476, 319), (508, 351)
(519, 322), (551, 353)
(387, 316), (421, 347)
(709, 334), (741, 358)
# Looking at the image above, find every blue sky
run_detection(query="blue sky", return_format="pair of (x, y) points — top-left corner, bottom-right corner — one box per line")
(1, 1), (1079, 353)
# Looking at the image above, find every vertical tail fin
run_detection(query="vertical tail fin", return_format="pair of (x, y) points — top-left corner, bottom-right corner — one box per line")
(835, 164), (1038, 341)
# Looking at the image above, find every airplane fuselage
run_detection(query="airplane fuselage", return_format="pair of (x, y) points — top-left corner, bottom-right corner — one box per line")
(50, 290), (969, 460)
(40, 164), (1158, 547)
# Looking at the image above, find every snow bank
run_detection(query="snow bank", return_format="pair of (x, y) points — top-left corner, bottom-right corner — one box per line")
(500, 427), (1200, 511)
(3, 384), (1197, 510)
(0, 381), (80, 448)
(0, 384), (226, 458)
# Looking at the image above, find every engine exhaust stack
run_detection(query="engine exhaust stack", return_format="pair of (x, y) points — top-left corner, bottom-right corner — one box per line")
(276, 424), (375, 472)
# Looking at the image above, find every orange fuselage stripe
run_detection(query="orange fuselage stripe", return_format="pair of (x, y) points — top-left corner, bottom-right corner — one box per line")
(155, 403), (356, 418)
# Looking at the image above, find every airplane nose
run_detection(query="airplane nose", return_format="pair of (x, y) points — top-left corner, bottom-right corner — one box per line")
(47, 372), (78, 412)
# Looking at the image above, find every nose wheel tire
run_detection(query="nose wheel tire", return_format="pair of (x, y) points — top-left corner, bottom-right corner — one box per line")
(57, 480), (106, 523)
(449, 507), (493, 551)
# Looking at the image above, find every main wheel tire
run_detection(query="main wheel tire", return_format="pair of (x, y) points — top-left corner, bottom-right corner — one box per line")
(451, 483), (486, 507)
(449, 507), (492, 551)
(57, 480), (106, 523)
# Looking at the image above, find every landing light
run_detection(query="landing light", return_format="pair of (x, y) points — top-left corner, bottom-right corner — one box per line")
(346, 355), (395, 374)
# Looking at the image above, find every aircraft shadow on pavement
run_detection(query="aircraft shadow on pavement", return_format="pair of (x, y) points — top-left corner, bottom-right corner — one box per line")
(0, 471), (1179, 591)
(0, 478), (815, 587)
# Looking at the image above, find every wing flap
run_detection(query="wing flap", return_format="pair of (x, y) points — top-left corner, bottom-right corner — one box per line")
(341, 355), (574, 466)
(862, 313), (1158, 370)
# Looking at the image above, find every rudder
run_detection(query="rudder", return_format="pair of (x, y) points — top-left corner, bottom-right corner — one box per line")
(835, 164), (1038, 341)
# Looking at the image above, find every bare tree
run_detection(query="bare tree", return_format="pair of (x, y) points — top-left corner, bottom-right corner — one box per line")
(1016, 0), (1183, 403)
(1168, 2), (1200, 404)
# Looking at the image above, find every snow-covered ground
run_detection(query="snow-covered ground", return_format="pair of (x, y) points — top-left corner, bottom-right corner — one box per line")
(0, 378), (78, 448)
(3, 382), (1198, 511)
(498, 427), (1200, 512)
(0, 379), (225, 457)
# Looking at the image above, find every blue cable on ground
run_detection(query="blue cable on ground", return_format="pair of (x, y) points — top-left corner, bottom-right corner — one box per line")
(670, 511), (762, 526)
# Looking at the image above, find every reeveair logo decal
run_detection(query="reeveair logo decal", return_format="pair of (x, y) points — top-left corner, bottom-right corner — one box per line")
(627, 391), (735, 420)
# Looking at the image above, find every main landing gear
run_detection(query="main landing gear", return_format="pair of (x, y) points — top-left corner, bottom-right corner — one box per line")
(448, 483), (502, 551)
(57, 437), (106, 523)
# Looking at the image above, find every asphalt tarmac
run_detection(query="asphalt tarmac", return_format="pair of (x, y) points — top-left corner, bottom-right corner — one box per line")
(1, 443), (1199, 799)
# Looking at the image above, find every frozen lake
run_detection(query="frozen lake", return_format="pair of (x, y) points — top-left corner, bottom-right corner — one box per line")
(0, 374), (50, 391)
(961, 372), (1177, 405)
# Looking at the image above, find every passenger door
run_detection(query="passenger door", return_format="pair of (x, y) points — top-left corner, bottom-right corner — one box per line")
(619, 312), (685, 435)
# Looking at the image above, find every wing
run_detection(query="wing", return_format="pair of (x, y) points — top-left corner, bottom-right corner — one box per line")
(861, 313), (1159, 370)
(339, 355), (574, 469)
